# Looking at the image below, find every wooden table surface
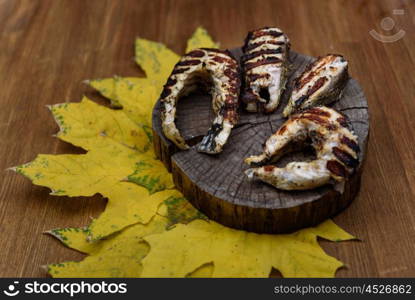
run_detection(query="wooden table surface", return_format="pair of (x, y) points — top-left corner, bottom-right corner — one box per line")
(1, 0), (414, 277)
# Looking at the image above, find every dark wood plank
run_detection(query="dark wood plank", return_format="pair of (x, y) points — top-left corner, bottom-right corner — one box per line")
(0, 0), (414, 277)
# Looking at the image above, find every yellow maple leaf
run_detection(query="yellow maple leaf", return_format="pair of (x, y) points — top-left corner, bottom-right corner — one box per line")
(15, 148), (176, 239)
(47, 196), (207, 278)
(15, 152), (177, 239)
(47, 217), (214, 278)
(49, 97), (150, 152)
(134, 38), (179, 90)
(47, 227), (100, 255)
(186, 26), (219, 52)
(47, 216), (168, 278)
(141, 219), (354, 278)
(88, 185), (179, 240)
(86, 77), (143, 108)
(15, 97), (175, 239)
(14, 149), (135, 197)
(112, 77), (157, 127)
(89, 77), (158, 128)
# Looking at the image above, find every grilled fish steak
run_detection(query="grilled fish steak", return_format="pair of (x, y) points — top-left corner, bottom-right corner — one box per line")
(245, 106), (359, 190)
(241, 27), (290, 113)
(160, 48), (240, 154)
(283, 54), (349, 117)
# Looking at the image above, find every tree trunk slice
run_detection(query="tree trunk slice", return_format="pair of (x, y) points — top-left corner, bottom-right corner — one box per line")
(152, 48), (369, 233)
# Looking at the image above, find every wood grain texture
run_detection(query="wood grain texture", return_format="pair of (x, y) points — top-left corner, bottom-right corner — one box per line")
(152, 49), (369, 233)
(1, 0), (414, 277)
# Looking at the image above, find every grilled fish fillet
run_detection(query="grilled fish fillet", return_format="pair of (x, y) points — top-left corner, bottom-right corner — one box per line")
(241, 27), (290, 113)
(283, 54), (348, 117)
(160, 48), (240, 154)
(245, 106), (359, 190)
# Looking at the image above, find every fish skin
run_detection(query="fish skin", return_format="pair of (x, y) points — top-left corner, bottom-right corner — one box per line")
(283, 54), (349, 117)
(245, 106), (359, 191)
(160, 48), (240, 154)
(241, 27), (290, 113)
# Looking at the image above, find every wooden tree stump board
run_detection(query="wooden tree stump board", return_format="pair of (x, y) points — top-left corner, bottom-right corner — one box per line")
(152, 48), (369, 233)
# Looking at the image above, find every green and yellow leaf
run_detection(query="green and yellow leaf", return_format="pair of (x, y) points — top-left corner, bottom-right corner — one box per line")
(47, 227), (99, 255)
(127, 157), (174, 194)
(161, 195), (208, 229)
